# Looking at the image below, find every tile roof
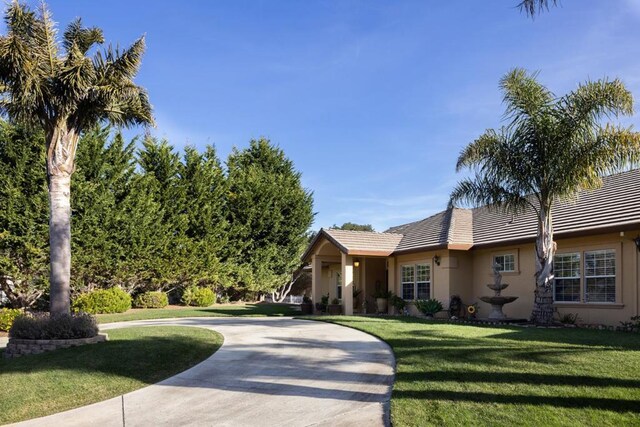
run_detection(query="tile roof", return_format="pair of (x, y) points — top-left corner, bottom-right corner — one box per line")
(471, 168), (640, 246)
(323, 229), (403, 255)
(304, 169), (640, 259)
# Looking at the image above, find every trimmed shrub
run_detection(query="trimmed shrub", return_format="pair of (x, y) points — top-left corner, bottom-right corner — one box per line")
(181, 286), (215, 307)
(415, 299), (444, 316)
(73, 287), (132, 314)
(0, 308), (23, 331)
(9, 312), (98, 339)
(133, 291), (169, 309)
(390, 295), (407, 312)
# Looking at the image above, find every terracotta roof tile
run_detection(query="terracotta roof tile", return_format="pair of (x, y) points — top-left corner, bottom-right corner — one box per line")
(324, 229), (403, 255)
(304, 169), (640, 260)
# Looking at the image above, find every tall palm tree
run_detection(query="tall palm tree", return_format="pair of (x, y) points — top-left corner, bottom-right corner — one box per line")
(450, 68), (640, 324)
(0, 2), (153, 315)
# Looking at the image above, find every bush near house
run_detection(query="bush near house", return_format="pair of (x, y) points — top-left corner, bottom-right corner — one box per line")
(9, 312), (98, 339)
(133, 291), (169, 309)
(73, 288), (132, 314)
(415, 299), (444, 316)
(181, 286), (215, 307)
(0, 308), (22, 331)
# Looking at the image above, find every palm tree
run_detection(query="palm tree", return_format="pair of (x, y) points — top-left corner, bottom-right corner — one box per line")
(518, 0), (559, 17)
(0, 2), (153, 315)
(450, 68), (640, 324)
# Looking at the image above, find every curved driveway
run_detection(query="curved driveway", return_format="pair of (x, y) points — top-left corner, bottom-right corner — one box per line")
(15, 317), (395, 427)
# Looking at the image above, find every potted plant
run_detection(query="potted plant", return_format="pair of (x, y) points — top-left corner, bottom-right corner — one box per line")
(315, 293), (329, 314)
(300, 295), (313, 315)
(389, 294), (407, 315)
(327, 298), (342, 315)
(415, 298), (443, 319)
(373, 290), (393, 314)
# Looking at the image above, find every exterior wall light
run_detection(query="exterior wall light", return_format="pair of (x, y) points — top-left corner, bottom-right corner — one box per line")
(354, 260), (360, 268)
(634, 235), (640, 252)
(433, 255), (441, 266)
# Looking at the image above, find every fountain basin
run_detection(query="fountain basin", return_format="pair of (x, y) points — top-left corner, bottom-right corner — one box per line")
(479, 296), (518, 305)
(479, 296), (518, 319)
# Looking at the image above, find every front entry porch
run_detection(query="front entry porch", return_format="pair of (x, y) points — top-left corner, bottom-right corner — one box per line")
(303, 229), (402, 315)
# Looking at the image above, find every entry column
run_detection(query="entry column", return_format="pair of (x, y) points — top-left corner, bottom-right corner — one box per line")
(312, 255), (323, 313)
(342, 253), (354, 315)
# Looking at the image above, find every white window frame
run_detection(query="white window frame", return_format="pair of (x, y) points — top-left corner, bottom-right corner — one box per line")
(401, 265), (415, 300)
(401, 263), (431, 300)
(493, 254), (515, 272)
(335, 271), (342, 300)
(552, 248), (617, 304)
(584, 249), (616, 303)
(553, 252), (581, 303)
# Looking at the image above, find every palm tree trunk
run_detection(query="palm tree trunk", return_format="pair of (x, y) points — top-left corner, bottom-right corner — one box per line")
(48, 173), (72, 315)
(46, 127), (79, 316)
(531, 206), (555, 324)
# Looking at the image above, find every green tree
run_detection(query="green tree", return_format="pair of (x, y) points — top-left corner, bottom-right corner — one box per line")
(179, 146), (230, 288)
(0, 122), (49, 308)
(331, 222), (375, 232)
(0, 3), (153, 314)
(227, 138), (314, 295)
(449, 68), (640, 324)
(137, 137), (192, 288)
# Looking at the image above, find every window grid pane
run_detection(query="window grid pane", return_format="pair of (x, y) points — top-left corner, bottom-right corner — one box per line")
(553, 253), (580, 302)
(417, 282), (430, 299)
(494, 254), (515, 272)
(401, 265), (415, 300)
(402, 283), (414, 300)
(584, 250), (616, 303)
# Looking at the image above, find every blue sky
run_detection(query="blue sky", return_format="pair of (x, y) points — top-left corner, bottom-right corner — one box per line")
(20, 1), (640, 231)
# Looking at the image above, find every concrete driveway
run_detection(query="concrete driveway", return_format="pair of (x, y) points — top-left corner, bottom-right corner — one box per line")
(13, 317), (395, 427)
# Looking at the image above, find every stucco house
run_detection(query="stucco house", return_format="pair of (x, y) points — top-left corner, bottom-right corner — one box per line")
(302, 169), (640, 326)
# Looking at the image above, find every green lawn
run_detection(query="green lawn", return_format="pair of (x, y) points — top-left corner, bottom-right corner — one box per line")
(310, 316), (640, 427)
(97, 303), (300, 324)
(0, 326), (223, 424)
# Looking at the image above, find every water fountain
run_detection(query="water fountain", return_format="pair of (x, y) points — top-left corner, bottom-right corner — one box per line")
(479, 262), (518, 320)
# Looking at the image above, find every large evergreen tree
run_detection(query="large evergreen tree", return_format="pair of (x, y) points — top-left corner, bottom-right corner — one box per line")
(0, 122), (49, 308)
(0, 2), (153, 314)
(227, 138), (314, 294)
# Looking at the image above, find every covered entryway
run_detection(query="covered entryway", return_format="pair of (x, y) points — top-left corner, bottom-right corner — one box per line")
(302, 229), (403, 314)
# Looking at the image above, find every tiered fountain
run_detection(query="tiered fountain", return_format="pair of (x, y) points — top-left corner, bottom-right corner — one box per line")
(479, 262), (518, 320)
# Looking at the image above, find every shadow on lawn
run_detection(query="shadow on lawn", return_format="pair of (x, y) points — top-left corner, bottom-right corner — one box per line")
(0, 330), (221, 385)
(394, 389), (640, 413)
(398, 370), (640, 389)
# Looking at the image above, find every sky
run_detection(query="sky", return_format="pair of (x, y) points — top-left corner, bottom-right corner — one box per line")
(12, 0), (640, 231)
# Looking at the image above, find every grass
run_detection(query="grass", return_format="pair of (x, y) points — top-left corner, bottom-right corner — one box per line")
(0, 326), (223, 424)
(309, 316), (640, 427)
(96, 303), (300, 324)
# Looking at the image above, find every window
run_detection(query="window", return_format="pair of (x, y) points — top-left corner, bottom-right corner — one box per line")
(552, 249), (617, 304)
(336, 272), (342, 300)
(401, 264), (431, 300)
(553, 253), (580, 302)
(401, 265), (414, 300)
(494, 254), (515, 272)
(416, 264), (431, 299)
(584, 250), (616, 303)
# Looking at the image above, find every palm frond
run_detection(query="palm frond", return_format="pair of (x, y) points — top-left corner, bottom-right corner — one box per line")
(62, 18), (104, 54)
(518, 0), (559, 18)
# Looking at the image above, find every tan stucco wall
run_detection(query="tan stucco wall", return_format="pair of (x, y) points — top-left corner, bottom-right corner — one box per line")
(309, 229), (640, 325)
(470, 230), (640, 325)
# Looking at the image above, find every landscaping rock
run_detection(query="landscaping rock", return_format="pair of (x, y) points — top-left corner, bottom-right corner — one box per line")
(3, 334), (108, 359)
